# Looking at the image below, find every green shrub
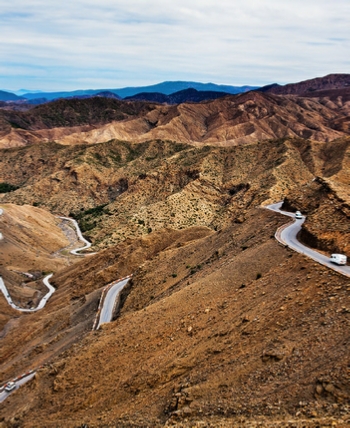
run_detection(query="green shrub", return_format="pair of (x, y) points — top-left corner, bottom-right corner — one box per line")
(0, 182), (19, 193)
(72, 204), (108, 220)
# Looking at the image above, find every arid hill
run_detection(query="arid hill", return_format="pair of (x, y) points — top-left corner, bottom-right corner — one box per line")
(0, 135), (349, 250)
(0, 205), (349, 427)
(0, 80), (349, 427)
(0, 90), (350, 149)
(0, 97), (156, 148)
(0, 204), (73, 333)
(0, 138), (317, 246)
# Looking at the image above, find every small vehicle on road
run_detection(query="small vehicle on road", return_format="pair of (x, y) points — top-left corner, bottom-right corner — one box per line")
(295, 211), (303, 219)
(329, 254), (347, 265)
(5, 381), (16, 392)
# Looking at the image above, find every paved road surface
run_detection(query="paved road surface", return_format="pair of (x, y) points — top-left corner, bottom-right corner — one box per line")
(97, 278), (130, 329)
(0, 373), (35, 403)
(0, 211), (96, 402)
(266, 202), (350, 277)
(0, 274), (54, 312)
(58, 216), (95, 255)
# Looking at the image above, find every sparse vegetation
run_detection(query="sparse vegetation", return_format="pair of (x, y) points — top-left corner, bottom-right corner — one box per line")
(0, 182), (19, 193)
(71, 204), (109, 220)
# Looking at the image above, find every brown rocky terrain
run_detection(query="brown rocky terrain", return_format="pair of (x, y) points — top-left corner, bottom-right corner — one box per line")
(0, 97), (155, 149)
(0, 138), (314, 247)
(0, 81), (349, 427)
(1, 136), (349, 254)
(0, 89), (350, 149)
(0, 208), (349, 427)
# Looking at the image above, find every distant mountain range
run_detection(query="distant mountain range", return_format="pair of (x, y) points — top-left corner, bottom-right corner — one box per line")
(112, 81), (257, 98)
(0, 81), (258, 104)
(1, 74), (350, 105)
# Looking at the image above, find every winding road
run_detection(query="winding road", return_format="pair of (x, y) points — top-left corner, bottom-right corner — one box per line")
(59, 216), (96, 256)
(1, 209), (131, 398)
(266, 202), (350, 277)
(0, 274), (54, 313)
(97, 277), (131, 329)
(0, 213), (94, 312)
(0, 206), (57, 313)
(0, 210), (95, 398)
(1, 201), (348, 401)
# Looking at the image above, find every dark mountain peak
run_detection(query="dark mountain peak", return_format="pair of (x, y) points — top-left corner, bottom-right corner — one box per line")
(125, 87), (229, 104)
(124, 92), (169, 103)
(95, 91), (121, 99)
(257, 83), (281, 93)
(261, 73), (350, 96)
(169, 88), (228, 103)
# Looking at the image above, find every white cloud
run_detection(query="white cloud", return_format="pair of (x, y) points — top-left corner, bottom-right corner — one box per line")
(0, 0), (349, 90)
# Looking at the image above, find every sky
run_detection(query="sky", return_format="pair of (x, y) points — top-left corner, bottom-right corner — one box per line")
(1, 0), (349, 92)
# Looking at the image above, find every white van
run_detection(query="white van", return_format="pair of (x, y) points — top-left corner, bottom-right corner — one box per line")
(329, 254), (347, 265)
(295, 211), (303, 219)
(5, 381), (16, 392)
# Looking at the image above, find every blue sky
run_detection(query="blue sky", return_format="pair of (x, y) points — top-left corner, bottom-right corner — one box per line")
(1, 0), (349, 92)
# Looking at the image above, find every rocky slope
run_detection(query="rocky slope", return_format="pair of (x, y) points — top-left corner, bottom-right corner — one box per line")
(0, 138), (314, 247)
(0, 90), (349, 149)
(0, 83), (349, 427)
(1, 135), (349, 253)
(0, 208), (349, 427)
(0, 97), (156, 148)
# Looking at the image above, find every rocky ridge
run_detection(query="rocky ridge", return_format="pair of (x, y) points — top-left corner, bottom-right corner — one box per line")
(261, 73), (350, 95)
(0, 90), (350, 149)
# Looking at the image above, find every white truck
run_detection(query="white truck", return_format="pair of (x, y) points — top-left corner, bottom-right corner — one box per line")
(329, 254), (347, 265)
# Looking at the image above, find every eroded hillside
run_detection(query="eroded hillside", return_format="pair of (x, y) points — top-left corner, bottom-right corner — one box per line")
(1, 136), (349, 254)
(0, 138), (315, 248)
(1, 90), (350, 149)
(0, 208), (349, 427)
(0, 89), (349, 427)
